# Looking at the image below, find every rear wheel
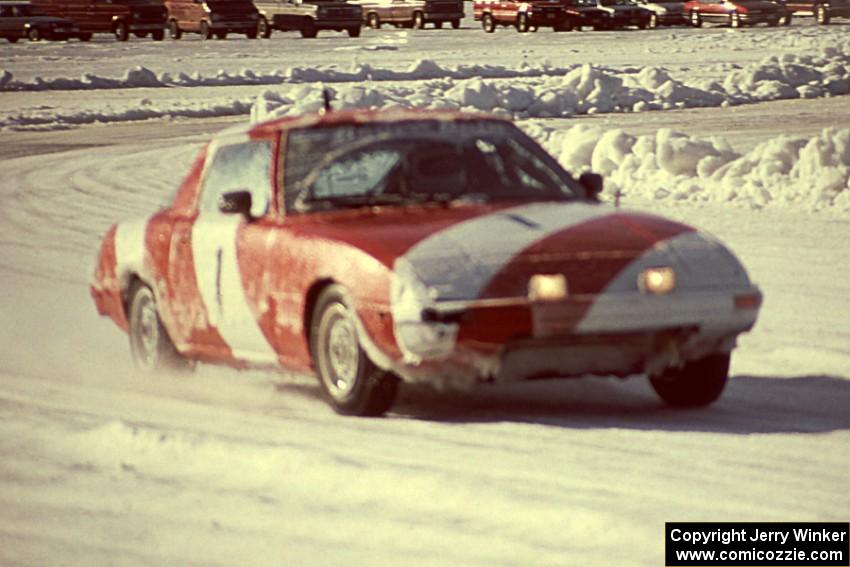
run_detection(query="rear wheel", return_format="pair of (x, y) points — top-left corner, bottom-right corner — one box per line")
(128, 282), (191, 372)
(27, 27), (42, 41)
(300, 17), (317, 37)
(368, 12), (380, 28)
(648, 12), (658, 28)
(347, 26), (360, 36)
(482, 13), (495, 32)
(151, 29), (164, 40)
(779, 11), (791, 25)
(451, 18), (460, 28)
(246, 26), (257, 38)
(215, 30), (227, 39)
(168, 19), (181, 39)
(310, 285), (399, 417)
(199, 20), (212, 39)
(78, 32), (92, 41)
(7, 36), (19, 43)
(114, 20), (129, 41)
(689, 10), (701, 27)
(516, 12), (529, 32)
(650, 353), (730, 408)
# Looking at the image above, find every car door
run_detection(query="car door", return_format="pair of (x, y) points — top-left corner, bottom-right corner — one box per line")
(169, 137), (281, 365)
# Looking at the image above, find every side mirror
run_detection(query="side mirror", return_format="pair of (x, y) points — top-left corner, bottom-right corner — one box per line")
(579, 172), (604, 201)
(218, 190), (253, 220)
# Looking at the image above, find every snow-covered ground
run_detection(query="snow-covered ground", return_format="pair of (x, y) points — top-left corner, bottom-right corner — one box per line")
(1, 18), (849, 566)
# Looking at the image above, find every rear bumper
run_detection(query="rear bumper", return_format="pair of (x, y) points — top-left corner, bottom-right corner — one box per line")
(209, 20), (258, 31)
(128, 23), (167, 32)
(425, 11), (464, 21)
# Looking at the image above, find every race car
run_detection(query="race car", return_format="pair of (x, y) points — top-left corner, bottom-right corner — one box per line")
(90, 108), (762, 416)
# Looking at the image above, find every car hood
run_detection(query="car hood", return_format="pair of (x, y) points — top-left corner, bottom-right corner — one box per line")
(300, 201), (751, 301)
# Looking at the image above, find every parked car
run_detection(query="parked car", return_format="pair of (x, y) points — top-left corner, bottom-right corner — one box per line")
(684, 0), (790, 25)
(559, 0), (610, 29)
(593, 0), (654, 28)
(254, 0), (361, 36)
(0, 1), (80, 41)
(473, 0), (574, 32)
(90, 108), (763, 417)
(30, 0), (168, 40)
(165, 0), (260, 39)
(631, 0), (687, 25)
(353, 0), (463, 29)
(775, 0), (848, 23)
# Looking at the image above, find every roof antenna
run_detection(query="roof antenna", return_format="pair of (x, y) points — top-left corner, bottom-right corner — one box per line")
(321, 88), (333, 114)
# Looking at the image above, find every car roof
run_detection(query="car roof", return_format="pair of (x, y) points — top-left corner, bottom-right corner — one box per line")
(218, 107), (510, 143)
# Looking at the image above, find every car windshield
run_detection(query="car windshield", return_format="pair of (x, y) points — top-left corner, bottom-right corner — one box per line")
(566, 0), (596, 6)
(284, 120), (582, 213)
(600, 0), (632, 5)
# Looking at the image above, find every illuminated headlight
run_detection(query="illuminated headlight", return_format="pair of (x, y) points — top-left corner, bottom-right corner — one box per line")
(391, 259), (457, 362)
(528, 274), (568, 302)
(639, 267), (676, 294)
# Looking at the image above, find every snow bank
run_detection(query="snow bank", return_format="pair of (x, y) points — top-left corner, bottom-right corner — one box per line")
(0, 60), (583, 92)
(251, 43), (850, 121)
(540, 125), (850, 210)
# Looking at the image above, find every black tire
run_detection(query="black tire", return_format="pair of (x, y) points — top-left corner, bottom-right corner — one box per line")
(128, 282), (191, 372)
(215, 30), (227, 39)
(729, 11), (740, 27)
(434, 20), (443, 28)
(168, 19), (181, 39)
(7, 36), (19, 43)
(347, 26), (360, 37)
(310, 285), (399, 417)
(199, 20), (212, 39)
(815, 3), (829, 24)
(516, 12), (529, 32)
(27, 27), (42, 41)
(300, 18), (317, 38)
(650, 353), (730, 408)
(413, 11), (425, 29)
(368, 12), (380, 29)
(689, 10), (701, 27)
(482, 13), (495, 32)
(779, 11), (791, 25)
(451, 18), (460, 28)
(246, 26), (257, 38)
(78, 32), (92, 41)
(114, 20), (129, 41)
(151, 29), (165, 40)
(258, 15), (271, 37)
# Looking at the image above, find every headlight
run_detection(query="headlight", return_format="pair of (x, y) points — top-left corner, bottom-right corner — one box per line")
(391, 258), (458, 362)
(639, 267), (676, 294)
(528, 274), (568, 302)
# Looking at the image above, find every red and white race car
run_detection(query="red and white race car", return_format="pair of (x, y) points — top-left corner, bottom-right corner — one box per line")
(91, 108), (762, 416)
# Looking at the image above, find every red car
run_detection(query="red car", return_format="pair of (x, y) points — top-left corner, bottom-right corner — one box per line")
(91, 108), (762, 417)
(684, 0), (790, 26)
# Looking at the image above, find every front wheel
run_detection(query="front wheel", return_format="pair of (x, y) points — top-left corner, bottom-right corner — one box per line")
(300, 18), (317, 37)
(27, 27), (42, 41)
(482, 13), (495, 32)
(310, 285), (399, 417)
(114, 20), (129, 41)
(815, 3), (830, 24)
(368, 12), (380, 29)
(151, 29), (165, 40)
(200, 20), (212, 39)
(78, 32), (92, 41)
(689, 10), (701, 27)
(128, 282), (191, 372)
(347, 26), (361, 37)
(649, 353), (730, 408)
(779, 11), (791, 25)
(246, 26), (258, 38)
(413, 11), (425, 29)
(168, 19), (181, 39)
(516, 12), (529, 32)
(451, 18), (460, 28)
(648, 13), (658, 28)
(729, 11), (740, 27)
(258, 15), (271, 37)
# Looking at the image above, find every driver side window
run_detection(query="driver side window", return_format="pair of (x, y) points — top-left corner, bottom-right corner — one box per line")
(200, 141), (273, 217)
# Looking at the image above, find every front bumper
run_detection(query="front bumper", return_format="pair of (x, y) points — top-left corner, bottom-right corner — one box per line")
(377, 286), (761, 388)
